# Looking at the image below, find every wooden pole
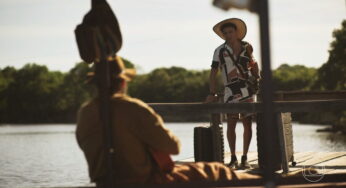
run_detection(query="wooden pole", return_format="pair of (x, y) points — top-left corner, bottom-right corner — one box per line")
(210, 113), (224, 162)
(92, 2), (115, 186)
(258, 0), (276, 186)
(95, 58), (115, 187)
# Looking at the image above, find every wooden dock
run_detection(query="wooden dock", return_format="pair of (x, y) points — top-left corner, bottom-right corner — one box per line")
(57, 152), (346, 188)
(178, 151), (346, 175)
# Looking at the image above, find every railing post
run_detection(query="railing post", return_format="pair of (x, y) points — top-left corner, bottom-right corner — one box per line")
(276, 113), (289, 173)
(258, 0), (276, 186)
(277, 112), (295, 173)
(210, 112), (224, 163)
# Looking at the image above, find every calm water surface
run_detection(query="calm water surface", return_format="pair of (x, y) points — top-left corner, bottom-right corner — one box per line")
(0, 123), (345, 187)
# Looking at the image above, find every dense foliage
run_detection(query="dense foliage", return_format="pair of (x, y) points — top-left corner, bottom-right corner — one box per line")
(0, 63), (89, 123)
(0, 61), (317, 123)
(272, 64), (317, 91)
(129, 67), (217, 103)
(0, 57), (140, 123)
(314, 20), (346, 91)
(310, 20), (346, 129)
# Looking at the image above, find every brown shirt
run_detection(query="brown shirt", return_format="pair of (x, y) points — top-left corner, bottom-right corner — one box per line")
(76, 93), (181, 184)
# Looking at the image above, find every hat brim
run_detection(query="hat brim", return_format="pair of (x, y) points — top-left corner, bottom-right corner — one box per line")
(86, 68), (136, 84)
(213, 18), (247, 40)
(118, 68), (136, 81)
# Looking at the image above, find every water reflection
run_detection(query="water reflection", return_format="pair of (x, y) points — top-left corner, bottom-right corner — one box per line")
(325, 131), (346, 150)
(0, 123), (345, 187)
(291, 123), (346, 152)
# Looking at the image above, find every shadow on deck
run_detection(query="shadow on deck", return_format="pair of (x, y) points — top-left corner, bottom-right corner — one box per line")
(178, 151), (346, 175)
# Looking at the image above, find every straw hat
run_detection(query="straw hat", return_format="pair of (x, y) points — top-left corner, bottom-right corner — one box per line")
(86, 56), (136, 83)
(213, 18), (247, 40)
(110, 56), (136, 81)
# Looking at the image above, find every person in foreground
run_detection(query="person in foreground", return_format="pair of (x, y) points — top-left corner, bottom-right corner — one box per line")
(206, 18), (260, 169)
(76, 57), (259, 186)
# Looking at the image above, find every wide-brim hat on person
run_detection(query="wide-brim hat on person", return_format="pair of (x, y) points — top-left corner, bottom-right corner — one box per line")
(86, 56), (136, 83)
(213, 18), (247, 40)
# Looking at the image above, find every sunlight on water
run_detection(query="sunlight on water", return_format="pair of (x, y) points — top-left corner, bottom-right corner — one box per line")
(0, 125), (92, 187)
(0, 123), (345, 187)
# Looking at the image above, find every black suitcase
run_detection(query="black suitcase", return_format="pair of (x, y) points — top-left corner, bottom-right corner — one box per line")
(194, 125), (224, 163)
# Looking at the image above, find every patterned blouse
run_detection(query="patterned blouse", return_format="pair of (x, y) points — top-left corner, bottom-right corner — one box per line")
(211, 41), (256, 103)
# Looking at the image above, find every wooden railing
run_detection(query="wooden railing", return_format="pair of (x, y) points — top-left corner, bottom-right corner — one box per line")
(272, 90), (346, 101)
(150, 99), (346, 115)
(148, 91), (346, 120)
(147, 91), (346, 174)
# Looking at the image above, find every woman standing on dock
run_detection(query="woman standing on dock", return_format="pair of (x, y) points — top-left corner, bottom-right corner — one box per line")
(206, 18), (260, 169)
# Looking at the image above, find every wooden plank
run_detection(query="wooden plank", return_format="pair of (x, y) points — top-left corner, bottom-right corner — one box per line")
(223, 152), (258, 164)
(277, 182), (346, 188)
(298, 152), (346, 166)
(149, 100), (346, 117)
(247, 153), (260, 169)
(288, 152), (346, 174)
(315, 154), (346, 166)
(178, 152), (346, 175)
(313, 155), (346, 174)
(56, 182), (346, 188)
(293, 152), (315, 160)
(293, 152), (316, 163)
(325, 169), (346, 174)
(247, 152), (259, 162)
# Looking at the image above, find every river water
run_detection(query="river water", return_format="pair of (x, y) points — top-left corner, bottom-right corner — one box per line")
(0, 123), (345, 187)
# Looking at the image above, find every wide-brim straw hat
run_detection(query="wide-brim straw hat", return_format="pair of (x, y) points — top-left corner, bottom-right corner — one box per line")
(86, 56), (136, 83)
(213, 18), (247, 40)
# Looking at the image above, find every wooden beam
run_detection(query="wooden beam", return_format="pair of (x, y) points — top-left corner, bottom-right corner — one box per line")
(274, 100), (346, 112)
(273, 91), (346, 101)
(149, 99), (346, 116)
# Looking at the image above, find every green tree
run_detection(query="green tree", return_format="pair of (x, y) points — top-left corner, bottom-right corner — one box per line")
(314, 20), (346, 90)
(313, 20), (346, 130)
(57, 62), (93, 122)
(59, 58), (134, 122)
(0, 58), (136, 123)
(0, 67), (17, 121)
(4, 64), (64, 123)
(272, 64), (317, 91)
(129, 66), (214, 103)
(291, 20), (346, 130)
